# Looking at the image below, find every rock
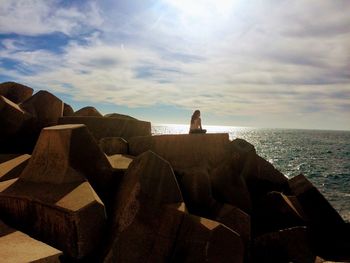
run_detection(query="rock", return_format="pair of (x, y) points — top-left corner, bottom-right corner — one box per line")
(104, 112), (137, 120)
(0, 154), (22, 164)
(107, 154), (134, 171)
(215, 204), (251, 245)
(0, 81), (33, 103)
(0, 124), (112, 258)
(99, 137), (128, 155)
(20, 90), (63, 128)
(73, 106), (102, 117)
(59, 116), (152, 141)
(289, 174), (349, 259)
(253, 226), (315, 263)
(210, 152), (252, 213)
(0, 219), (62, 262)
(63, 103), (74, 116)
(0, 95), (31, 137)
(0, 179), (106, 259)
(175, 166), (219, 217)
(252, 191), (307, 236)
(0, 154), (31, 182)
(129, 133), (230, 170)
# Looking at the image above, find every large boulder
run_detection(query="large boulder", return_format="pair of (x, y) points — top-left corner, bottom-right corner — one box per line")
(210, 152), (252, 213)
(0, 124), (112, 259)
(58, 116), (151, 141)
(129, 133), (230, 170)
(0, 81), (33, 103)
(0, 95), (31, 137)
(289, 174), (349, 259)
(253, 226), (315, 263)
(99, 137), (128, 155)
(104, 151), (244, 262)
(104, 112), (137, 120)
(73, 106), (102, 117)
(0, 219), (62, 262)
(63, 103), (74, 116)
(20, 90), (63, 129)
(0, 154), (30, 182)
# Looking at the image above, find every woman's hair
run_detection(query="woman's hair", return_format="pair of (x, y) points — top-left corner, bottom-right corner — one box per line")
(191, 110), (200, 124)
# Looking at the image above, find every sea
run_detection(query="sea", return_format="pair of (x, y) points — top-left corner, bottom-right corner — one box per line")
(152, 124), (350, 222)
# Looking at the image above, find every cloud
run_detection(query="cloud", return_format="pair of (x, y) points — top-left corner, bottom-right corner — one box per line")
(0, 0), (349, 129)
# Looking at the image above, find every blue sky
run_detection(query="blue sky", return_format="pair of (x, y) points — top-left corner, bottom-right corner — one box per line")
(0, 0), (349, 130)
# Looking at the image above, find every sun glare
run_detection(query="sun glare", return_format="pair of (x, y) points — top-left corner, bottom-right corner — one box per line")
(164, 0), (237, 20)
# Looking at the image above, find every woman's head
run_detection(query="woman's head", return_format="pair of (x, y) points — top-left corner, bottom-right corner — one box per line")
(193, 110), (200, 118)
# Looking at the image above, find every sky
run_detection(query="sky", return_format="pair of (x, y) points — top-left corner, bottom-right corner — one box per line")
(0, 0), (349, 130)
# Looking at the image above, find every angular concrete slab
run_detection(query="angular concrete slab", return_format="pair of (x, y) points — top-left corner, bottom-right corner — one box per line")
(63, 103), (74, 116)
(0, 124), (110, 259)
(58, 116), (151, 141)
(253, 226), (315, 263)
(99, 137), (128, 155)
(107, 154), (134, 170)
(0, 154), (30, 182)
(0, 220), (62, 263)
(129, 133), (230, 170)
(20, 90), (63, 128)
(104, 112), (137, 120)
(0, 81), (33, 103)
(74, 106), (102, 117)
(0, 95), (30, 137)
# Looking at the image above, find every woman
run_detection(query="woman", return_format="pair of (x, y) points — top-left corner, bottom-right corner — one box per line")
(189, 110), (207, 134)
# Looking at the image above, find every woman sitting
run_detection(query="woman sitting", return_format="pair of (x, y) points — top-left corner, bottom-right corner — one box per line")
(189, 110), (207, 134)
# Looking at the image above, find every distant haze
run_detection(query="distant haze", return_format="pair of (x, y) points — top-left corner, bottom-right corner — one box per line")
(0, 0), (349, 130)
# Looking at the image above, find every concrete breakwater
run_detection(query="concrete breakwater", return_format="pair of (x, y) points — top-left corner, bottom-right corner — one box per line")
(0, 82), (349, 262)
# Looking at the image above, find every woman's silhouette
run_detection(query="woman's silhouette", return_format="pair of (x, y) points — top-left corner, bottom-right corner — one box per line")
(189, 110), (207, 134)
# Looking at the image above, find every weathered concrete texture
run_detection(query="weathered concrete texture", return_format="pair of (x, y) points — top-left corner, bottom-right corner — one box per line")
(104, 151), (244, 262)
(104, 112), (137, 120)
(0, 179), (106, 259)
(253, 226), (315, 263)
(175, 166), (219, 217)
(289, 174), (349, 259)
(0, 81), (33, 103)
(99, 137), (128, 155)
(58, 116), (152, 141)
(0, 95), (31, 137)
(74, 106), (102, 117)
(253, 191), (307, 236)
(210, 153), (252, 213)
(63, 103), (74, 116)
(20, 90), (63, 128)
(0, 154), (30, 182)
(107, 154), (134, 170)
(20, 124), (115, 197)
(0, 220), (62, 263)
(215, 204), (251, 245)
(129, 133), (230, 170)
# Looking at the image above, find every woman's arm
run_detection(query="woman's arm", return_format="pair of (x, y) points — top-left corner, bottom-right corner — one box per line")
(198, 118), (202, 130)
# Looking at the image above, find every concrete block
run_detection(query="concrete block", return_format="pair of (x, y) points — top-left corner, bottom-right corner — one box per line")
(73, 106), (102, 117)
(99, 137), (128, 155)
(0, 81), (33, 103)
(0, 154), (30, 182)
(58, 116), (151, 141)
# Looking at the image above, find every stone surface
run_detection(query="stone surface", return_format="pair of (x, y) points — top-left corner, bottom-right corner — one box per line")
(0, 95), (30, 137)
(252, 191), (307, 236)
(99, 137), (128, 155)
(253, 226), (315, 263)
(0, 124), (110, 259)
(63, 103), (74, 116)
(289, 174), (349, 259)
(0, 154), (22, 164)
(0, 154), (30, 182)
(58, 116), (152, 141)
(210, 152), (252, 213)
(104, 112), (137, 120)
(129, 133), (230, 170)
(175, 166), (218, 217)
(0, 81), (33, 103)
(20, 90), (63, 128)
(0, 219), (62, 263)
(107, 154), (134, 170)
(73, 106), (102, 117)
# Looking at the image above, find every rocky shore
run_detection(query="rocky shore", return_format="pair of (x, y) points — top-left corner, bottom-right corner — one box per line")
(0, 81), (349, 262)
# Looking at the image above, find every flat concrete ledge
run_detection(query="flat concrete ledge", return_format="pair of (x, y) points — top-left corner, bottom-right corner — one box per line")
(129, 133), (230, 170)
(58, 116), (151, 140)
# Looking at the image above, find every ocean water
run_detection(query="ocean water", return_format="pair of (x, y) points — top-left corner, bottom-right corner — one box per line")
(152, 124), (350, 222)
